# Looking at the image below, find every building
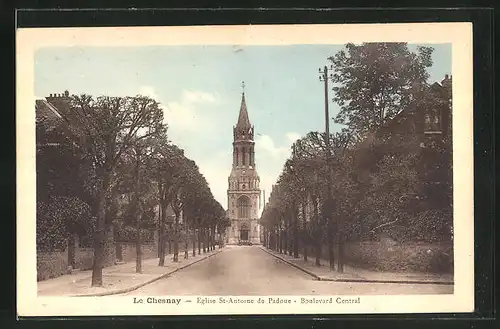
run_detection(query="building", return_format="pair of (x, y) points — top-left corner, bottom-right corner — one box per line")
(226, 87), (261, 244)
(372, 74), (452, 148)
(352, 75), (453, 174)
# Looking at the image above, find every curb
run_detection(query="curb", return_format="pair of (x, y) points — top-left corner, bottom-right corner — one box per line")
(260, 247), (454, 286)
(259, 247), (321, 280)
(71, 249), (224, 297)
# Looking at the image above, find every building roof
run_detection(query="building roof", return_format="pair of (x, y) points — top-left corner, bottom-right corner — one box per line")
(236, 92), (251, 129)
(36, 99), (63, 120)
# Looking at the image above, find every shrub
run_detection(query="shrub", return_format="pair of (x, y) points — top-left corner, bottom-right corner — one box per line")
(37, 196), (94, 252)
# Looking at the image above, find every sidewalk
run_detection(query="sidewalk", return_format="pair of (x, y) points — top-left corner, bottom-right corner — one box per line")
(260, 247), (454, 285)
(38, 248), (223, 297)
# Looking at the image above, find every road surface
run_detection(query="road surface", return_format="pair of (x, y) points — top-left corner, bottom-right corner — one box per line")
(121, 245), (453, 296)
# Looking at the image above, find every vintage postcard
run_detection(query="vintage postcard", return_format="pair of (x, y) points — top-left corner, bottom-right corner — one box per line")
(17, 23), (474, 316)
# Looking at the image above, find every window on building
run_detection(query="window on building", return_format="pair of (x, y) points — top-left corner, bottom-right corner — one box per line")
(424, 110), (441, 133)
(237, 195), (251, 218)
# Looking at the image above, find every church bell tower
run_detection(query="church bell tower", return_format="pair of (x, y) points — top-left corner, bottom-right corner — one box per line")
(226, 82), (261, 244)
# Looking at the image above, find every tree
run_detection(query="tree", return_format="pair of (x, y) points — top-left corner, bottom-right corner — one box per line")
(293, 133), (329, 267)
(60, 94), (165, 287)
(329, 43), (434, 138)
(126, 138), (157, 273)
(151, 141), (185, 266)
(261, 130), (356, 271)
(176, 161), (215, 257)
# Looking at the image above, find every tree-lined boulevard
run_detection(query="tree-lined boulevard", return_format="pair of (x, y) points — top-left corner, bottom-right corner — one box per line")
(37, 94), (230, 287)
(36, 42), (453, 294)
(120, 246), (452, 296)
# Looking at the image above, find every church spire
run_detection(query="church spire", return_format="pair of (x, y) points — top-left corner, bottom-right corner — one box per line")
(236, 81), (251, 130)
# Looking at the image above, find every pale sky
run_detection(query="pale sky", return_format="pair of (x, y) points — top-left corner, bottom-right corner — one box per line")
(35, 44), (451, 213)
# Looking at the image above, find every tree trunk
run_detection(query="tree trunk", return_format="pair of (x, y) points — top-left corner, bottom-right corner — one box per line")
(206, 228), (210, 252)
(313, 196), (321, 267)
(116, 241), (123, 263)
(135, 157), (142, 274)
(91, 168), (111, 287)
(197, 228), (201, 255)
(203, 228), (207, 253)
(275, 228), (279, 252)
(211, 227), (214, 251)
(277, 229), (280, 252)
(184, 223), (189, 259)
(136, 216), (142, 273)
(286, 218), (290, 255)
(302, 201), (308, 262)
(327, 220), (335, 271)
(280, 229), (284, 254)
(173, 214), (179, 262)
(158, 204), (165, 266)
(285, 216), (290, 256)
(338, 229), (345, 273)
(288, 215), (293, 257)
(293, 205), (299, 258)
(212, 226), (216, 250)
(315, 236), (321, 267)
(192, 227), (196, 256)
(212, 227), (217, 251)
(67, 232), (75, 270)
(206, 228), (209, 252)
(207, 227), (212, 252)
(270, 230), (274, 249)
(282, 220), (287, 254)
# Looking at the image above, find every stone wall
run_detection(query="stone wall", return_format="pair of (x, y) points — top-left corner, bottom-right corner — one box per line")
(118, 242), (157, 263)
(37, 241), (158, 281)
(75, 248), (95, 271)
(294, 241), (453, 274)
(37, 250), (69, 281)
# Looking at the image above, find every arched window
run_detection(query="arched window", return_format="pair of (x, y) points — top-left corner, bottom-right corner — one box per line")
(237, 195), (251, 218)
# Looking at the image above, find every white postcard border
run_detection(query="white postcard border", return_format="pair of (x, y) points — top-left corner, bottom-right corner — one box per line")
(16, 23), (474, 316)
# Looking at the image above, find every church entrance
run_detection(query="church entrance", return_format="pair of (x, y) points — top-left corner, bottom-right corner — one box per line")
(239, 223), (250, 242)
(240, 229), (249, 241)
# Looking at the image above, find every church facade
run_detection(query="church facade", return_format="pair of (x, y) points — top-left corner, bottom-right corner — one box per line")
(226, 88), (261, 245)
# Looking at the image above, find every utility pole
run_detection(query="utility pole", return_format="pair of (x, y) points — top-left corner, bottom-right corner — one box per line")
(319, 65), (335, 271)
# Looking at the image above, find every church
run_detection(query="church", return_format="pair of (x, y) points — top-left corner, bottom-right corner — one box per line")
(226, 84), (262, 245)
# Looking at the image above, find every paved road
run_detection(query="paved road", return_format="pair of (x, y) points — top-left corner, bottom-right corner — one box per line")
(121, 246), (453, 296)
